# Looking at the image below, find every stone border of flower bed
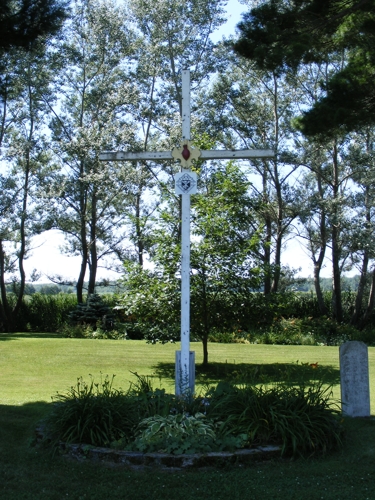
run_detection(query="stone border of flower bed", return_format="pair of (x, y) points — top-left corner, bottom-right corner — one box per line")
(36, 426), (281, 470)
(61, 442), (281, 470)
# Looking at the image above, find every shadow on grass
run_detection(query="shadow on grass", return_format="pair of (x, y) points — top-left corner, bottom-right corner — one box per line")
(1, 401), (375, 500)
(0, 332), (62, 340)
(152, 361), (341, 387)
(0, 401), (52, 455)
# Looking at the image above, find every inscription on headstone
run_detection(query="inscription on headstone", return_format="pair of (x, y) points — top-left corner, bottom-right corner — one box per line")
(340, 341), (370, 417)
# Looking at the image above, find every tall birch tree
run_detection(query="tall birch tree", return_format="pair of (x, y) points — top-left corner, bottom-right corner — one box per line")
(48, 0), (139, 302)
(198, 52), (301, 293)
(0, 44), (56, 331)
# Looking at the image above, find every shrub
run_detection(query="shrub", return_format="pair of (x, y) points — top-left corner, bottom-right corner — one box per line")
(58, 322), (91, 338)
(27, 293), (77, 332)
(59, 321), (127, 339)
(68, 294), (115, 330)
(45, 374), (193, 447)
(351, 327), (375, 345)
(208, 330), (252, 344)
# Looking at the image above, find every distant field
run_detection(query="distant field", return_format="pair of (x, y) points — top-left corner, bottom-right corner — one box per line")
(1, 334), (374, 412)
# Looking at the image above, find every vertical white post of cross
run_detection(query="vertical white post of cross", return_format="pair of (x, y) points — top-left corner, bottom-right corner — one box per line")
(177, 69), (194, 396)
(99, 69), (274, 397)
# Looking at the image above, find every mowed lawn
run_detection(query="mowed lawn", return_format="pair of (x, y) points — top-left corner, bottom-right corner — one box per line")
(1, 333), (375, 500)
(1, 333), (375, 410)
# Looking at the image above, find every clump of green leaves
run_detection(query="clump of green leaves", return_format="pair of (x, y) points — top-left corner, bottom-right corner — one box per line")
(27, 293), (78, 332)
(132, 413), (217, 454)
(208, 315), (365, 347)
(45, 374), (199, 448)
(206, 381), (343, 456)
(59, 321), (127, 339)
(46, 375), (138, 447)
(266, 316), (359, 346)
(129, 412), (247, 455)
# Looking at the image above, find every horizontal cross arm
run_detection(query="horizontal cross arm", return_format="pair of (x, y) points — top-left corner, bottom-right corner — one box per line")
(99, 151), (173, 161)
(99, 149), (274, 162)
(200, 149), (274, 159)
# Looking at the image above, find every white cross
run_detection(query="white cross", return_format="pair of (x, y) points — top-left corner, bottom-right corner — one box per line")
(100, 69), (274, 396)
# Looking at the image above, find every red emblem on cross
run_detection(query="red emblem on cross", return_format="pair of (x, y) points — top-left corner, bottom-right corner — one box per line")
(182, 144), (191, 161)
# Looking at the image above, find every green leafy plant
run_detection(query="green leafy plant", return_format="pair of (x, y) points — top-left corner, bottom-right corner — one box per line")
(59, 321), (127, 339)
(132, 413), (218, 454)
(46, 375), (139, 447)
(206, 380), (343, 456)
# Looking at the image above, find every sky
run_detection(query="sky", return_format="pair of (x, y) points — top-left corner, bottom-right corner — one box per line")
(22, 0), (330, 284)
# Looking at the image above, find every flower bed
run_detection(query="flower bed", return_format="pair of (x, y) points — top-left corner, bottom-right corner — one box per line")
(41, 374), (344, 461)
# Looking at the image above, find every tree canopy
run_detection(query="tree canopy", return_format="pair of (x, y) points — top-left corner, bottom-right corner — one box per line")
(0, 0), (67, 52)
(233, 0), (375, 136)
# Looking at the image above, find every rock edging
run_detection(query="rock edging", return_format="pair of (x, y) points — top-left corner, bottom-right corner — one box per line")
(60, 442), (281, 470)
(36, 426), (280, 470)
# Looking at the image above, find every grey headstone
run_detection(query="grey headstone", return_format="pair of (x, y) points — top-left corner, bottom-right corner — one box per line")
(340, 341), (370, 417)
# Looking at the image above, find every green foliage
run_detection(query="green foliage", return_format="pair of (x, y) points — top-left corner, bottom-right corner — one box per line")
(351, 326), (375, 345)
(208, 330), (252, 344)
(132, 413), (218, 454)
(46, 373), (198, 448)
(237, 292), (322, 328)
(116, 263), (181, 342)
(59, 321), (128, 339)
(46, 375), (139, 447)
(5, 282), (36, 295)
(116, 283), (375, 348)
(118, 162), (263, 364)
(37, 285), (62, 295)
(27, 293), (77, 332)
(69, 294), (115, 331)
(130, 411), (248, 455)
(234, 0), (375, 135)
(267, 316), (369, 346)
(0, 293), (77, 332)
(125, 373), (205, 419)
(58, 322), (89, 338)
(208, 315), (367, 347)
(206, 381), (343, 456)
(45, 372), (343, 457)
(0, 0), (67, 53)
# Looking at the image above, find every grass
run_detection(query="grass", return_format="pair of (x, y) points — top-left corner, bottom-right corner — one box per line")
(1, 333), (375, 499)
(0, 333), (366, 403)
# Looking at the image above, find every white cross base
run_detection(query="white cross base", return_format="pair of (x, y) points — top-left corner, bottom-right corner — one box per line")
(100, 69), (274, 396)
